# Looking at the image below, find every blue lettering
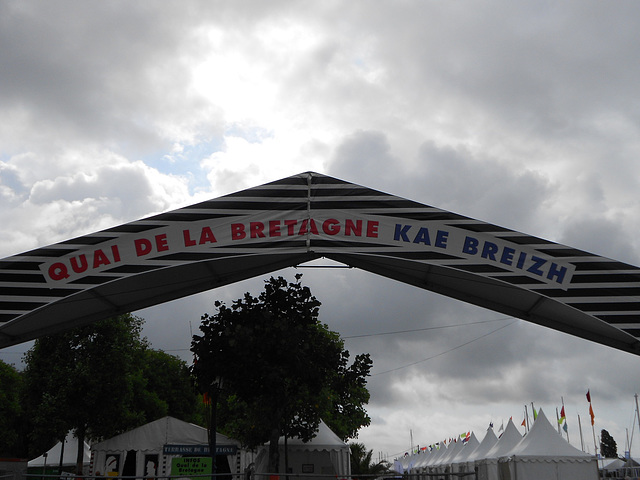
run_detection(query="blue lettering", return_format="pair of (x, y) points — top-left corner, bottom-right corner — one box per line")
(481, 241), (499, 261)
(527, 256), (546, 276)
(516, 252), (527, 269)
(500, 246), (515, 266)
(462, 236), (479, 255)
(394, 224), (411, 242)
(547, 263), (567, 284)
(435, 230), (449, 249)
(413, 227), (431, 245)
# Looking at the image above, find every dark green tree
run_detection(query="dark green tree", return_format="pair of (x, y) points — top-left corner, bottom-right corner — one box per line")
(191, 275), (372, 473)
(23, 314), (148, 472)
(349, 443), (390, 480)
(600, 429), (618, 458)
(0, 360), (26, 456)
(137, 348), (202, 424)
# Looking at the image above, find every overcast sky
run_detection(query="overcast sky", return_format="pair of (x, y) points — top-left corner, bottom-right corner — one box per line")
(2, 0), (640, 460)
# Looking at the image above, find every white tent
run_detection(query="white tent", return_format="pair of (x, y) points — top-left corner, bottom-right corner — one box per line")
(476, 418), (522, 480)
(427, 443), (448, 469)
(462, 426), (498, 474)
(254, 420), (350, 479)
(451, 433), (480, 473)
(90, 417), (250, 478)
(410, 450), (432, 471)
(434, 439), (465, 475)
(499, 409), (598, 480)
(28, 431), (91, 470)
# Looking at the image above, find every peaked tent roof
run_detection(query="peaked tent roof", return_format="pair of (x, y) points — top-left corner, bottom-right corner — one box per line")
(464, 427), (498, 464)
(453, 433), (480, 465)
(29, 431), (91, 467)
(507, 409), (592, 459)
(484, 419), (522, 460)
(2, 171), (640, 355)
(426, 443), (448, 466)
(444, 438), (470, 466)
(91, 416), (237, 452)
(270, 419), (347, 452)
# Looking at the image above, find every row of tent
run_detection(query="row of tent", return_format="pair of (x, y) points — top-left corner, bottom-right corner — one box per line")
(394, 409), (598, 480)
(28, 416), (351, 479)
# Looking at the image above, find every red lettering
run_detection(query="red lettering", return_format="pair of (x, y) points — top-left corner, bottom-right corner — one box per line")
(70, 254), (88, 273)
(183, 229), (196, 247)
(250, 222), (266, 238)
(269, 220), (281, 237)
(366, 221), (379, 238)
(345, 220), (362, 236)
(111, 245), (121, 262)
(231, 223), (246, 240)
(322, 219), (340, 235)
(155, 234), (169, 252)
(284, 220), (297, 236)
(48, 262), (70, 280)
(93, 249), (111, 268)
(297, 219), (318, 235)
(199, 226), (217, 244)
(135, 238), (153, 256)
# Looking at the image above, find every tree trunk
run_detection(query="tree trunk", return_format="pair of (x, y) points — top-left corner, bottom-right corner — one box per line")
(268, 427), (280, 474)
(76, 427), (85, 476)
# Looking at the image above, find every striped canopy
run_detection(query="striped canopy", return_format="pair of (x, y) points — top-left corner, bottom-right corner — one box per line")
(1, 171), (640, 354)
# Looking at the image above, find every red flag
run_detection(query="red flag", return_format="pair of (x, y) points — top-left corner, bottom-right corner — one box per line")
(521, 418), (526, 427)
(586, 390), (591, 403)
(560, 405), (566, 418)
(589, 404), (595, 425)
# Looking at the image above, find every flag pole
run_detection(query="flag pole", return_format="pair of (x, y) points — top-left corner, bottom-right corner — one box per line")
(629, 393), (640, 458)
(562, 396), (570, 443)
(578, 414), (585, 452)
(524, 404), (530, 432)
(588, 391), (598, 457)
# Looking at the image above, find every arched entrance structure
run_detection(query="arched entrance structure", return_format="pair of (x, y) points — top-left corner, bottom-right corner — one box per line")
(1, 171), (640, 354)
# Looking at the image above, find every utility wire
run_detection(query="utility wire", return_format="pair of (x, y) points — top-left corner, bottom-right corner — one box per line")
(343, 317), (512, 339)
(371, 320), (518, 376)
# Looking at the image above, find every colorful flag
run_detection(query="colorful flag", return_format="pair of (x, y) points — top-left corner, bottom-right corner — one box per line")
(521, 418), (526, 427)
(563, 422), (568, 433)
(558, 405), (566, 424)
(533, 407), (538, 420)
(589, 403), (595, 425)
(586, 390), (591, 403)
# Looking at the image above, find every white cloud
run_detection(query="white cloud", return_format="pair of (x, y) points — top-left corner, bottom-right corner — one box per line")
(2, 0), (640, 460)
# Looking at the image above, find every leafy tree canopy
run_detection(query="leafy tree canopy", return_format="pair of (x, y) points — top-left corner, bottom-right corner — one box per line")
(600, 429), (618, 458)
(191, 275), (372, 472)
(22, 314), (200, 469)
(349, 442), (391, 480)
(0, 360), (25, 456)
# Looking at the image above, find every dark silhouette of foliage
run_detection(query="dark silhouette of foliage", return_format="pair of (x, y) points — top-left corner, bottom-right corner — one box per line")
(22, 314), (200, 471)
(601, 429), (618, 458)
(350, 442), (391, 480)
(0, 360), (26, 456)
(191, 275), (372, 473)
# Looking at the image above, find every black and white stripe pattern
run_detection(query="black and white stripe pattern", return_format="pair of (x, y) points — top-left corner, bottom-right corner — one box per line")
(1, 171), (639, 354)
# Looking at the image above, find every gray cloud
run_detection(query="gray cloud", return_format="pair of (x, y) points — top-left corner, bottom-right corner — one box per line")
(2, 0), (640, 459)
